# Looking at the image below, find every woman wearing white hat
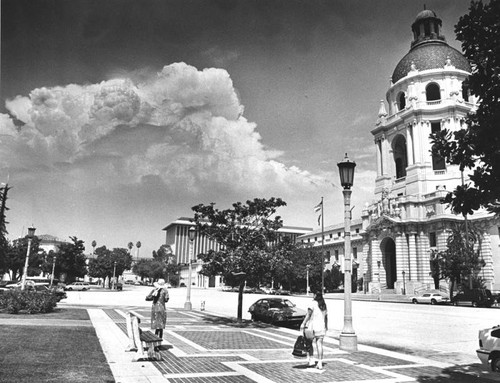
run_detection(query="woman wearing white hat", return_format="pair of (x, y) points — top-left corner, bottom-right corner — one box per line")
(147, 278), (169, 338)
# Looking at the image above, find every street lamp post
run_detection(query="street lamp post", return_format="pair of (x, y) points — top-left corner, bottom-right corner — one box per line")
(21, 226), (36, 291)
(402, 270), (406, 295)
(337, 153), (357, 351)
(306, 265), (311, 296)
(50, 256), (57, 287)
(184, 226), (196, 310)
(112, 261), (117, 290)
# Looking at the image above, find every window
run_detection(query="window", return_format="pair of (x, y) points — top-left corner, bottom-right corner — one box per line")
(426, 82), (441, 101)
(431, 122), (446, 170)
(393, 135), (408, 178)
(338, 232), (341, 237)
(353, 247), (358, 260)
(397, 92), (406, 110)
(429, 232), (437, 247)
(334, 249), (339, 262)
(330, 233), (333, 239)
(355, 228), (360, 234)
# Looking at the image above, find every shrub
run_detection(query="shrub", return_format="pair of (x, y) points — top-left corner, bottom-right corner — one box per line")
(0, 289), (58, 314)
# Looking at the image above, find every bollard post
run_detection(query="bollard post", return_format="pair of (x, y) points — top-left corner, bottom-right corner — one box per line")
(201, 300), (205, 311)
(125, 312), (138, 352)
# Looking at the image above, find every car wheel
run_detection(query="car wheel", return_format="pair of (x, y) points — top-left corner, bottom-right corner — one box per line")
(472, 301), (478, 307)
(250, 313), (256, 321)
(431, 299), (437, 305)
(67, 287), (73, 291)
(82, 288), (87, 291)
(491, 356), (500, 372)
(412, 299), (418, 304)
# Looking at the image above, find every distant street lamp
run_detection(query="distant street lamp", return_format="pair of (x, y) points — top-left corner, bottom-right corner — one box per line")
(402, 270), (406, 295)
(306, 264), (311, 296)
(184, 227), (196, 310)
(337, 153), (357, 351)
(50, 256), (57, 287)
(112, 261), (117, 290)
(21, 226), (36, 291)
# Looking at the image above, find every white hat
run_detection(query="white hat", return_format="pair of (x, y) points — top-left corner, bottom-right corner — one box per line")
(154, 279), (165, 288)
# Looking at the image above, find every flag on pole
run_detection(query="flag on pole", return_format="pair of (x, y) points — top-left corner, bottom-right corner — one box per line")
(314, 200), (322, 226)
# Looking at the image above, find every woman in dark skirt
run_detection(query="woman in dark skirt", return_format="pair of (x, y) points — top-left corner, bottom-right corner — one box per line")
(149, 278), (169, 338)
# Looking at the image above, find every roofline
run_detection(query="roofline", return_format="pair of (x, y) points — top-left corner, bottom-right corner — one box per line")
(162, 217), (312, 233)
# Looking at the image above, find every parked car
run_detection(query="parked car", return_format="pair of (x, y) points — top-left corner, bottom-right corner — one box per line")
(477, 324), (500, 371)
(411, 292), (449, 305)
(248, 297), (306, 326)
(452, 288), (495, 307)
(274, 289), (291, 296)
(65, 282), (91, 291)
(262, 287), (276, 295)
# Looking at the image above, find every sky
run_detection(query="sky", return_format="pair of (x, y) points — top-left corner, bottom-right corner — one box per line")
(0, 0), (472, 257)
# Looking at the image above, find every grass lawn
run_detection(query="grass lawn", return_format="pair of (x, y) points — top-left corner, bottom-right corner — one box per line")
(0, 309), (114, 383)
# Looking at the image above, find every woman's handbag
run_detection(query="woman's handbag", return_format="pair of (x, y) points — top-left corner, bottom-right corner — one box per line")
(291, 335), (311, 357)
(145, 289), (155, 301)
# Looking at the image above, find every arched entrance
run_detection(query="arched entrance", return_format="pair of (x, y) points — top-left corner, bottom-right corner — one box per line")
(380, 237), (397, 289)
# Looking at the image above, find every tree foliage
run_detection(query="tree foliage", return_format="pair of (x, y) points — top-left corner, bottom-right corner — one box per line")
(192, 197), (286, 320)
(431, 0), (500, 214)
(4, 236), (44, 281)
(433, 224), (485, 298)
(87, 246), (132, 286)
(56, 237), (88, 283)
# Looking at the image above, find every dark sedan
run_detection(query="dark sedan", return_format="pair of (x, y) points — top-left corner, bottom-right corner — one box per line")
(248, 297), (306, 326)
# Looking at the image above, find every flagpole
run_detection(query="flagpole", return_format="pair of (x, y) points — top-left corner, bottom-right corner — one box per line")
(321, 196), (325, 294)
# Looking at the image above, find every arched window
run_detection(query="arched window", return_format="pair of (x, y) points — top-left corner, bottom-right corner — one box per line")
(397, 92), (406, 110)
(426, 83), (441, 101)
(431, 122), (446, 170)
(392, 135), (407, 179)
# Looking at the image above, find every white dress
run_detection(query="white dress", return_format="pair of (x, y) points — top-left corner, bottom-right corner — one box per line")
(308, 300), (327, 337)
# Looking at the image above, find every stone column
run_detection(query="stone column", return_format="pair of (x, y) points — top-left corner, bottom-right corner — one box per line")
(406, 124), (414, 165)
(408, 233), (418, 281)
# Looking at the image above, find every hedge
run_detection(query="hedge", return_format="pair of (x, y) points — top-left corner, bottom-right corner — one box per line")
(0, 289), (58, 314)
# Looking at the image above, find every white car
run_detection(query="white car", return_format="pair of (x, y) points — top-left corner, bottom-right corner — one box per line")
(411, 293), (449, 305)
(65, 282), (91, 291)
(477, 325), (500, 371)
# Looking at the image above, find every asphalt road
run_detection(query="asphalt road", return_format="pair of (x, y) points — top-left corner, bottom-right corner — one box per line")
(60, 285), (497, 366)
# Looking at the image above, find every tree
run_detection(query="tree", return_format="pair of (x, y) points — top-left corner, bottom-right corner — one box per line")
(0, 184), (11, 274)
(88, 246), (132, 287)
(192, 197), (287, 321)
(5, 235), (44, 281)
(56, 237), (88, 283)
(431, 0), (500, 215)
(434, 224), (484, 299)
(127, 242), (134, 254)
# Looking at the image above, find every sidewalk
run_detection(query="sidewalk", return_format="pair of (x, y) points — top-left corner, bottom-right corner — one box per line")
(90, 306), (499, 383)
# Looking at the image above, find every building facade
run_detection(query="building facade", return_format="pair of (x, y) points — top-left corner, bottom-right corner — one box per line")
(163, 217), (312, 288)
(300, 9), (500, 295)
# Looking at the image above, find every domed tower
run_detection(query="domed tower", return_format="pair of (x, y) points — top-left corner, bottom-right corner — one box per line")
(361, 9), (490, 294)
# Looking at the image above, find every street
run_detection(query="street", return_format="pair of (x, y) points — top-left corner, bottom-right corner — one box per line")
(61, 285), (498, 367)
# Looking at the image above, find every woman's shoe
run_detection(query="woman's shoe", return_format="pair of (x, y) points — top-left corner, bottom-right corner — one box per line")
(316, 363), (323, 370)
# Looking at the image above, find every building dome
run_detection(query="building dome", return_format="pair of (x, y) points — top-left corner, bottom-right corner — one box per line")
(392, 8), (470, 83)
(392, 43), (470, 83)
(414, 9), (438, 22)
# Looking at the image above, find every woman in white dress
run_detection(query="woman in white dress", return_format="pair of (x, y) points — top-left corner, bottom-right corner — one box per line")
(300, 292), (328, 369)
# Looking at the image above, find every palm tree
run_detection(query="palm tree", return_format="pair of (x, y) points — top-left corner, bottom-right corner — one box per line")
(136, 241), (141, 261)
(127, 242), (133, 255)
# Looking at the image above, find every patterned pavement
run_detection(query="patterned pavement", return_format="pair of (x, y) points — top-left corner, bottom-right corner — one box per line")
(95, 307), (500, 383)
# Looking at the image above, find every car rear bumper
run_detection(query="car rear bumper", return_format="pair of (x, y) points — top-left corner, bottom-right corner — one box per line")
(477, 348), (490, 367)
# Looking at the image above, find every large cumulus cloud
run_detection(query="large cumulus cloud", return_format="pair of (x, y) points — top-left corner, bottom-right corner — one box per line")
(1, 62), (326, 197)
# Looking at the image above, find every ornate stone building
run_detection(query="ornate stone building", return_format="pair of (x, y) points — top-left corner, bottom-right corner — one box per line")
(363, 8), (500, 294)
(300, 9), (500, 295)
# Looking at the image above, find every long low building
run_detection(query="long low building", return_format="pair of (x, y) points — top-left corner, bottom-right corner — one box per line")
(162, 217), (311, 288)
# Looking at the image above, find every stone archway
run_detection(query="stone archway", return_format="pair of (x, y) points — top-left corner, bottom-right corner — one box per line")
(381, 237), (397, 289)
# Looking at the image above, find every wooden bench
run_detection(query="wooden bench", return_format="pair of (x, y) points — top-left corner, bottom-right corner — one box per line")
(139, 330), (163, 360)
(125, 312), (163, 361)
